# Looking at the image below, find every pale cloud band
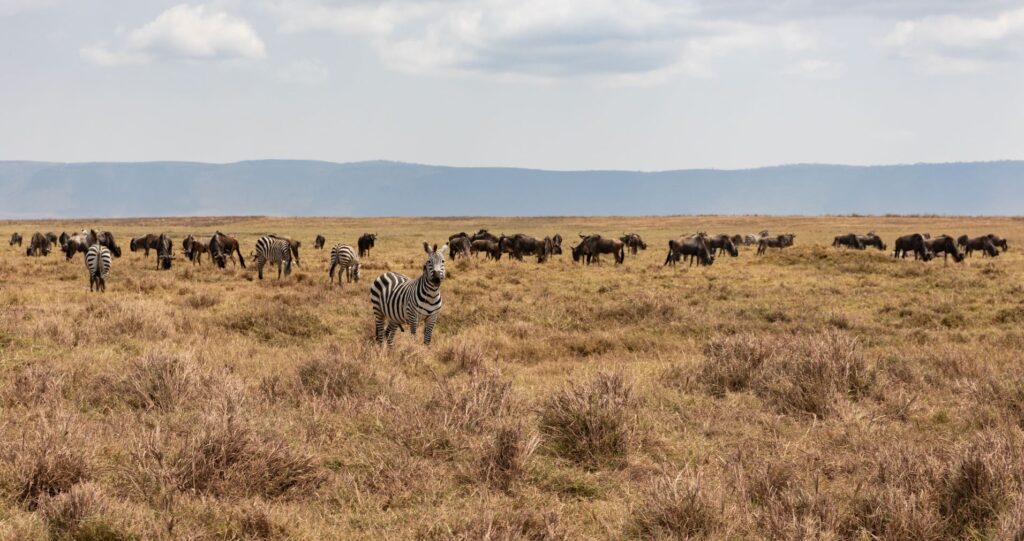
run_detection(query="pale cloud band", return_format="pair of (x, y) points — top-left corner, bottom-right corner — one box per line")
(81, 4), (266, 67)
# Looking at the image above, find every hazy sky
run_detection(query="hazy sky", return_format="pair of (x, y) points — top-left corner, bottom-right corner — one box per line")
(2, 0), (1023, 170)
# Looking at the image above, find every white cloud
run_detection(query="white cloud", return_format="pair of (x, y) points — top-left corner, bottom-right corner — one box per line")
(277, 58), (329, 84)
(885, 7), (1024, 73)
(784, 58), (843, 79)
(267, 0), (817, 80)
(82, 4), (265, 66)
(0, 0), (58, 17)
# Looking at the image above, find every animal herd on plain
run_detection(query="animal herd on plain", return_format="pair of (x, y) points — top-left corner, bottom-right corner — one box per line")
(6, 226), (1012, 346)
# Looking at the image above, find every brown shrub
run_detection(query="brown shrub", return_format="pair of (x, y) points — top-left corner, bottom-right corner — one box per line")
(481, 422), (540, 492)
(1, 365), (64, 407)
(699, 331), (874, 417)
(39, 482), (136, 541)
(539, 372), (640, 468)
(631, 471), (720, 539)
(171, 412), (324, 499)
(118, 351), (208, 411)
(937, 435), (1018, 538)
(3, 416), (91, 510)
(296, 355), (377, 400)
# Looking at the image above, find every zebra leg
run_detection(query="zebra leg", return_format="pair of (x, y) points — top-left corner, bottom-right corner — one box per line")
(258, 260), (265, 280)
(385, 323), (399, 347)
(423, 314), (438, 345)
(374, 314), (385, 344)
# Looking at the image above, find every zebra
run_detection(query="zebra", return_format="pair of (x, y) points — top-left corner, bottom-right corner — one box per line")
(328, 244), (360, 288)
(370, 242), (447, 347)
(86, 244), (112, 292)
(254, 235), (293, 280)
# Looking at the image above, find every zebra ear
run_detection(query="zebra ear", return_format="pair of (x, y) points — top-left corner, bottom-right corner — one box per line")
(440, 243), (448, 255)
(433, 243), (438, 253)
(423, 241), (430, 254)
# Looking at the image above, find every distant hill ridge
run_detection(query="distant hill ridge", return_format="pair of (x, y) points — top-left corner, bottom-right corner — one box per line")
(1, 160), (1022, 218)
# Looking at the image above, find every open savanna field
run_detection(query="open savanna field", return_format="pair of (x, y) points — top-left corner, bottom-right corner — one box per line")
(2, 215), (1024, 540)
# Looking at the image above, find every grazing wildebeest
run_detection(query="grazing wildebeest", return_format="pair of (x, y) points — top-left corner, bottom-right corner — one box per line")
(832, 233), (865, 250)
(986, 234), (1008, 252)
(959, 235), (1000, 258)
(328, 244), (361, 287)
(665, 236), (714, 267)
(757, 234), (795, 256)
(182, 234), (209, 264)
(858, 233), (886, 251)
(706, 234), (739, 257)
(619, 233), (647, 256)
(209, 231), (246, 269)
(314, 234), (326, 250)
(571, 234), (624, 265)
(730, 234), (744, 247)
(471, 239), (501, 260)
(358, 233), (377, 258)
(370, 242), (448, 347)
(471, 229), (499, 243)
(450, 235), (473, 260)
(98, 231), (122, 257)
(9, 233), (22, 247)
(551, 233), (563, 255)
(61, 230), (95, 260)
(743, 234), (760, 246)
(25, 232), (51, 256)
(43, 232), (58, 247)
(130, 234), (160, 257)
(924, 235), (964, 263)
(893, 234), (932, 260)
(503, 234), (552, 262)
(155, 234), (174, 270)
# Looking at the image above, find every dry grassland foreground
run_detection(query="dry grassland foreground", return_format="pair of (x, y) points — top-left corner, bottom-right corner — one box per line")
(1, 215), (1024, 540)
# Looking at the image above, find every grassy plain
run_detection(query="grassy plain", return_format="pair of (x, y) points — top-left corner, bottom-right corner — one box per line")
(1, 215), (1023, 540)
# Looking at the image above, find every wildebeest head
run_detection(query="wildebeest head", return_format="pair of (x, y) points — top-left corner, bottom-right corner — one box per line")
(58, 232), (69, 250)
(97, 231), (121, 257)
(423, 242), (447, 285)
(157, 234), (173, 269)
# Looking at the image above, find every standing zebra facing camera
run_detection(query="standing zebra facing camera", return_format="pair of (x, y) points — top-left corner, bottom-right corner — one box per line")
(370, 242), (448, 347)
(254, 235), (294, 280)
(86, 244), (112, 292)
(328, 244), (360, 288)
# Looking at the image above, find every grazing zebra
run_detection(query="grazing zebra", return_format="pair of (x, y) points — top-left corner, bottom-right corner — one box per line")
(370, 242), (447, 347)
(328, 244), (360, 287)
(86, 244), (112, 292)
(254, 235), (293, 280)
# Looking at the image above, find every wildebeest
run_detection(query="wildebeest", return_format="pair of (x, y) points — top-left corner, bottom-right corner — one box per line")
(503, 234), (553, 263)
(182, 234), (209, 264)
(730, 234), (745, 247)
(893, 234), (932, 260)
(314, 234), (326, 250)
(358, 233), (377, 258)
(551, 233), (563, 255)
(61, 230), (95, 260)
(858, 233), (886, 251)
(571, 234), (625, 265)
(619, 233), (647, 256)
(924, 235), (964, 263)
(9, 233), (22, 247)
(471, 229), (499, 243)
(448, 233), (473, 260)
(706, 234), (738, 257)
(743, 234), (760, 246)
(43, 232), (58, 247)
(958, 235), (1000, 258)
(25, 232), (51, 257)
(757, 234), (795, 256)
(155, 234), (174, 270)
(130, 234), (160, 257)
(665, 235), (714, 267)
(471, 239), (501, 260)
(209, 231), (246, 269)
(985, 234), (1008, 252)
(832, 233), (865, 250)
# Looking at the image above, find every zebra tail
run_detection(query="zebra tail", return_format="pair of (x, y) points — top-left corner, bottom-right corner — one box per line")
(329, 260), (337, 281)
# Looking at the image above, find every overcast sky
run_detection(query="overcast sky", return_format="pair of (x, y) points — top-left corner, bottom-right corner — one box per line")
(2, 0), (1023, 170)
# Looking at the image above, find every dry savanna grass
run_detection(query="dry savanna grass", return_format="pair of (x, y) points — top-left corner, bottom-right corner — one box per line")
(1, 215), (1023, 539)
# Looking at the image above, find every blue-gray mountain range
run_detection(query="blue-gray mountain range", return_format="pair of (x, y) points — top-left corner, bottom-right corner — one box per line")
(0, 160), (1021, 218)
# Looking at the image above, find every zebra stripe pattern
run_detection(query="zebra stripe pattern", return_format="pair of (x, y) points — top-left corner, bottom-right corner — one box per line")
(254, 235), (293, 280)
(370, 242), (448, 346)
(328, 244), (360, 287)
(86, 244), (112, 292)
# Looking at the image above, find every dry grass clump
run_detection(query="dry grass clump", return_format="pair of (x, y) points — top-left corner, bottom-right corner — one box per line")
(481, 421), (540, 492)
(171, 411), (324, 499)
(699, 331), (874, 417)
(222, 305), (329, 344)
(936, 433), (1020, 538)
(1, 364), (65, 407)
(419, 504), (569, 541)
(296, 354), (378, 401)
(39, 483), (137, 541)
(1, 415), (91, 510)
(118, 351), (209, 411)
(630, 470), (720, 539)
(182, 291), (220, 309)
(436, 336), (491, 374)
(539, 372), (640, 468)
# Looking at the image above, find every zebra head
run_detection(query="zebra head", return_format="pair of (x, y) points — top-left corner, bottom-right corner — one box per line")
(423, 242), (447, 285)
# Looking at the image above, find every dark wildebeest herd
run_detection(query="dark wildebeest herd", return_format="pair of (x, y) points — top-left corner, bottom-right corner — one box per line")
(4, 226), (1012, 347)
